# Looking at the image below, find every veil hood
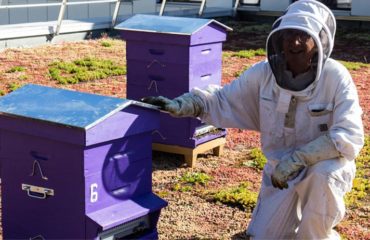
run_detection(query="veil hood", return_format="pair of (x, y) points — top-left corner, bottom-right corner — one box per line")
(266, 0), (336, 92)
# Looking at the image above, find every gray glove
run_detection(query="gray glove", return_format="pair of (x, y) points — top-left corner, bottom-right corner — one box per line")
(141, 93), (204, 118)
(271, 134), (341, 189)
(271, 154), (306, 189)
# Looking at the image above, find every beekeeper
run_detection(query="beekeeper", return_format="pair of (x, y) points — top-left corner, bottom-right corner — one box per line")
(142, 0), (364, 239)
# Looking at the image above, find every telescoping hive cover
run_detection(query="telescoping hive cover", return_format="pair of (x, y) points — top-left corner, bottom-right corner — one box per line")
(115, 14), (232, 35)
(0, 84), (157, 130)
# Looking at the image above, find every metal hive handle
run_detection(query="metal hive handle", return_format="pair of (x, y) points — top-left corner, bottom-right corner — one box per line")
(22, 184), (54, 200)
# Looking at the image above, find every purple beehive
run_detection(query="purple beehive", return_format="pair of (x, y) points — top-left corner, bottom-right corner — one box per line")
(115, 14), (231, 148)
(0, 84), (167, 239)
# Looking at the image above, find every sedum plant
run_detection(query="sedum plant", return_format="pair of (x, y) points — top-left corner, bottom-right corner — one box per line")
(210, 182), (258, 211)
(48, 57), (126, 84)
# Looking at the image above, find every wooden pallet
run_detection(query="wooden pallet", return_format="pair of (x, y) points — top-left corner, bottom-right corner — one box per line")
(152, 137), (226, 167)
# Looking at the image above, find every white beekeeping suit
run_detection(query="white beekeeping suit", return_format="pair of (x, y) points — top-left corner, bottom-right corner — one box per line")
(142, 0), (364, 239)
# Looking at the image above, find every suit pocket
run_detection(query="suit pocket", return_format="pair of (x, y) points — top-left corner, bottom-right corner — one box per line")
(304, 103), (333, 138)
(308, 103), (333, 117)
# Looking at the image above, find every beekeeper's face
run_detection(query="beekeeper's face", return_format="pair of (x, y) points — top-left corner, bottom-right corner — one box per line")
(282, 29), (317, 76)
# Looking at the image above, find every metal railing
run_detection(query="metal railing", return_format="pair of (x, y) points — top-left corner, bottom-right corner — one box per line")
(233, 0), (240, 15)
(159, 0), (206, 16)
(0, 0), (122, 36)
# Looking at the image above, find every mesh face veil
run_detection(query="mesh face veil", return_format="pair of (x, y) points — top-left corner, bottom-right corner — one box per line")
(266, 0), (336, 92)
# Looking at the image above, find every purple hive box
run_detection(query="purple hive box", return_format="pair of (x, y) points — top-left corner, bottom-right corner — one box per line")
(115, 14), (231, 148)
(0, 84), (167, 239)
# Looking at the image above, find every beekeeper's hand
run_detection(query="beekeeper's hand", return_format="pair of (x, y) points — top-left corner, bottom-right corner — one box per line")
(271, 154), (305, 189)
(141, 93), (204, 118)
(271, 134), (341, 189)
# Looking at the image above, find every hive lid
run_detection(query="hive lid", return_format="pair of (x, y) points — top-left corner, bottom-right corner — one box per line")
(0, 84), (157, 130)
(115, 14), (232, 35)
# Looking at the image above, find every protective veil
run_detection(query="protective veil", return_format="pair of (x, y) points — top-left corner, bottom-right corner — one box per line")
(189, 0), (364, 239)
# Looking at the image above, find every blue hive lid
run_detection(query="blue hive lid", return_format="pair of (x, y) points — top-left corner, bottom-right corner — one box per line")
(0, 84), (156, 129)
(115, 14), (232, 35)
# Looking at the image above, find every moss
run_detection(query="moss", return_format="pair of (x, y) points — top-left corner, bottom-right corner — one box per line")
(48, 57), (126, 84)
(210, 182), (258, 211)
(232, 48), (266, 59)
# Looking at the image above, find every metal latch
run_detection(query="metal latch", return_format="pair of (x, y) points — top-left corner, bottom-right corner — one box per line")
(22, 184), (54, 199)
(194, 124), (217, 137)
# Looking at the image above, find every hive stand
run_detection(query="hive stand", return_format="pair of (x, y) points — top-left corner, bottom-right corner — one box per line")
(152, 137), (226, 167)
